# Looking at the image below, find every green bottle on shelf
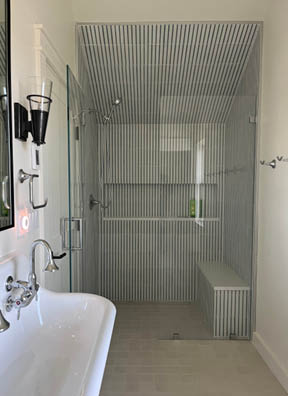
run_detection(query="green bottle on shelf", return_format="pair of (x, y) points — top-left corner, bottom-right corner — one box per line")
(190, 199), (203, 218)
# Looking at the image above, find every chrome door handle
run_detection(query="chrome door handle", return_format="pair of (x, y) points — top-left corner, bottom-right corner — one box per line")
(60, 217), (83, 251)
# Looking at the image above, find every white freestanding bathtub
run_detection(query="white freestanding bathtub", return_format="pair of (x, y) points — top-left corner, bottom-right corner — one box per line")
(0, 256), (116, 396)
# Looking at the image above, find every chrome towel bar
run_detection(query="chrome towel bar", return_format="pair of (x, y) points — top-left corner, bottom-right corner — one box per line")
(18, 169), (48, 209)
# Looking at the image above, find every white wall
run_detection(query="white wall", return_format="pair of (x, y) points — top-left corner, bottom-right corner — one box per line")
(0, 1), (74, 276)
(253, 0), (288, 392)
(72, 0), (269, 22)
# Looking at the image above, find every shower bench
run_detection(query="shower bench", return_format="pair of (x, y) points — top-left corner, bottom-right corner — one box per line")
(196, 261), (250, 339)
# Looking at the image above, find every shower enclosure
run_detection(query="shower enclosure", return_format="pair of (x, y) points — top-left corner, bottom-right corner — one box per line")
(66, 22), (261, 339)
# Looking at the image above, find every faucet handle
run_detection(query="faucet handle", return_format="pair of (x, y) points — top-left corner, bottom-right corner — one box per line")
(52, 252), (66, 260)
(17, 306), (21, 321)
(6, 288), (33, 318)
(6, 276), (31, 294)
(5, 275), (14, 292)
(6, 295), (22, 319)
(5, 275), (35, 318)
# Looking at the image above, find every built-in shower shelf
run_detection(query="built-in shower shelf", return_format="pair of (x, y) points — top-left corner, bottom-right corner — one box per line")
(104, 182), (218, 185)
(102, 217), (220, 222)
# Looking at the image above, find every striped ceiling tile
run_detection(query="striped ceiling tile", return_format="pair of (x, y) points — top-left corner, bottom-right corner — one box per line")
(0, 24), (6, 79)
(77, 23), (260, 124)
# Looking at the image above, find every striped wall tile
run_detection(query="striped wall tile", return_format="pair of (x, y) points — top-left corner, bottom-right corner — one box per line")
(77, 23), (259, 124)
(197, 263), (250, 338)
(75, 22), (260, 304)
(0, 23), (8, 187)
(98, 219), (223, 301)
(95, 123), (225, 301)
(0, 24), (6, 77)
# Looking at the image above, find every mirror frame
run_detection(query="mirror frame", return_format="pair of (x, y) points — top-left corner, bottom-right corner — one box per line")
(1, 0), (14, 231)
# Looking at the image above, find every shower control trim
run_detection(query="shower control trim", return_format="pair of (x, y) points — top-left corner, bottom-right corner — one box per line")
(89, 194), (101, 209)
(89, 194), (110, 210)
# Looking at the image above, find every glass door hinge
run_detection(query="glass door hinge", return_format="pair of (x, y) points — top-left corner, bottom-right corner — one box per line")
(75, 126), (80, 141)
(249, 115), (257, 124)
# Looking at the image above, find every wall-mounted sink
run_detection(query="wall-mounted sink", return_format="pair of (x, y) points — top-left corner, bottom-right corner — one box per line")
(0, 255), (116, 396)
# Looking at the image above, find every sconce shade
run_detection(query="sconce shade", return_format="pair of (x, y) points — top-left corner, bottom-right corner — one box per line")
(14, 79), (53, 145)
(27, 80), (52, 145)
(27, 95), (52, 146)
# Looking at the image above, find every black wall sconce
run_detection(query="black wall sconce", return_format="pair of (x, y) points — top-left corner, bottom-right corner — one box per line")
(14, 79), (52, 146)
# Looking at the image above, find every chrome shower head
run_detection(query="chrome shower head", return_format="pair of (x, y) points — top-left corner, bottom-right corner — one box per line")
(113, 97), (122, 106)
(102, 97), (122, 124)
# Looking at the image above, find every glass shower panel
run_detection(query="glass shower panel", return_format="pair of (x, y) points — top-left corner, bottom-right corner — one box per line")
(76, 21), (260, 339)
(41, 65), (70, 292)
(66, 65), (100, 293)
(66, 66), (84, 292)
(98, 123), (224, 301)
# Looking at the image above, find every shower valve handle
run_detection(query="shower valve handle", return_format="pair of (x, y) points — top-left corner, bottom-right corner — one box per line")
(89, 194), (101, 209)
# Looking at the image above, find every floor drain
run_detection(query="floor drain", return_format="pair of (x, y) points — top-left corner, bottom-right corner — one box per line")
(172, 332), (180, 340)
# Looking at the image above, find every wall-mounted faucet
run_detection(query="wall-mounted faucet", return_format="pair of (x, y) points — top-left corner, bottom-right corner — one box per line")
(5, 239), (64, 321)
(28, 239), (59, 295)
(5, 276), (35, 320)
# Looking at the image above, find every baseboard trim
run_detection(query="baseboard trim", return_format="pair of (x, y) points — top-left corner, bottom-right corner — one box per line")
(253, 332), (288, 393)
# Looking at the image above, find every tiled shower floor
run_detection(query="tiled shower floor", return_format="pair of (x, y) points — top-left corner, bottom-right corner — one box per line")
(110, 302), (213, 341)
(100, 303), (286, 396)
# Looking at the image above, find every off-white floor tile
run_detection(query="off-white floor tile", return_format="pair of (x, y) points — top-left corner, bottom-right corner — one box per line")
(100, 303), (287, 396)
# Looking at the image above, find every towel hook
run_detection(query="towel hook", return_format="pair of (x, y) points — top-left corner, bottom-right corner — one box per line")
(18, 169), (48, 210)
(277, 156), (288, 162)
(260, 159), (276, 169)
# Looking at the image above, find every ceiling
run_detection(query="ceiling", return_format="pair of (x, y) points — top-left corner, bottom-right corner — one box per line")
(72, 0), (269, 23)
(78, 22), (260, 124)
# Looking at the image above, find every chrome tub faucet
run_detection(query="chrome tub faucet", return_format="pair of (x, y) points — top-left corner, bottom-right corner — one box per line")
(28, 239), (59, 295)
(4, 239), (64, 322)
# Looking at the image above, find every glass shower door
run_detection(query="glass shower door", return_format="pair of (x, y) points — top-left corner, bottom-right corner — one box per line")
(66, 65), (100, 293)
(66, 66), (84, 292)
